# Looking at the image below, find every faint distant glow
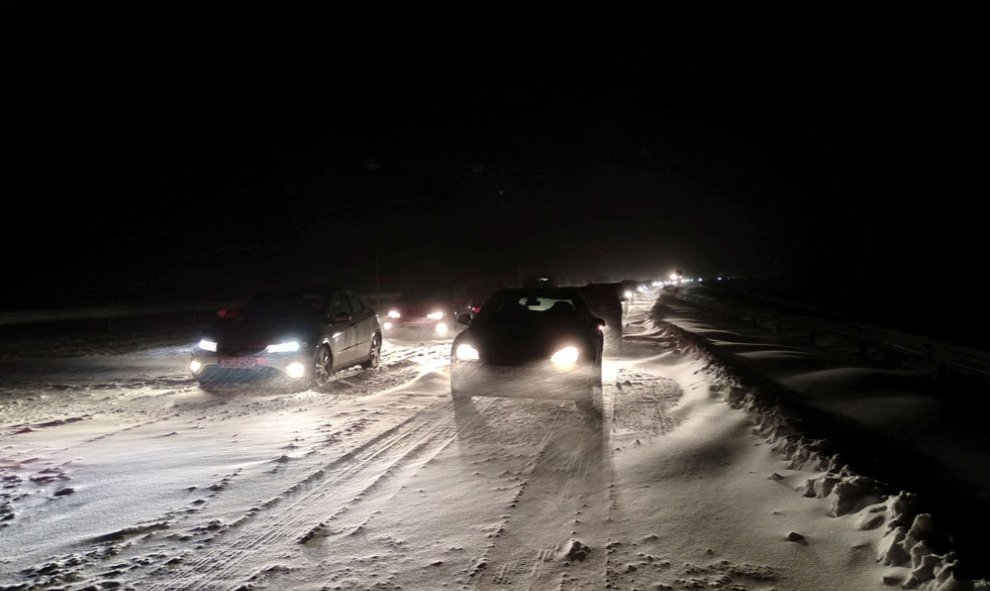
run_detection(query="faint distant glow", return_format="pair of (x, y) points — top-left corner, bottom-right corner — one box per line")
(717, 276), (723, 281)
(383, 321), (393, 330)
(198, 339), (218, 352)
(286, 362), (306, 379)
(189, 360), (202, 373)
(387, 310), (401, 319)
(455, 343), (479, 361)
(427, 310), (445, 320)
(435, 322), (449, 336)
(266, 341), (300, 353)
(550, 346), (579, 371)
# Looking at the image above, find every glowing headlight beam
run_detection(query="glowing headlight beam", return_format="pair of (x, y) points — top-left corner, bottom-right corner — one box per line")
(455, 343), (480, 361)
(387, 310), (401, 319)
(286, 362), (306, 379)
(550, 346), (580, 370)
(265, 341), (300, 353)
(435, 322), (449, 336)
(198, 339), (218, 352)
(427, 311), (445, 320)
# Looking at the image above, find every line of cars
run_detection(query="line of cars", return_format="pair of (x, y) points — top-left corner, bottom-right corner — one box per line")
(190, 280), (625, 414)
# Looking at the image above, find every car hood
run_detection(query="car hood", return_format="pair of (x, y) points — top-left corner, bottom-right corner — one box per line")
(461, 320), (591, 366)
(209, 318), (322, 352)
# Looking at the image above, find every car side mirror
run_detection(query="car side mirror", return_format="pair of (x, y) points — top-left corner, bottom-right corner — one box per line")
(331, 312), (352, 324)
(457, 313), (472, 326)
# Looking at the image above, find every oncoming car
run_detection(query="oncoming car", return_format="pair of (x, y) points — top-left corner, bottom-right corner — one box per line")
(190, 287), (382, 389)
(382, 291), (465, 339)
(450, 287), (605, 412)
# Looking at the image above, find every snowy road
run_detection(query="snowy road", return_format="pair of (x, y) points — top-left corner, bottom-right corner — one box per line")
(0, 298), (964, 590)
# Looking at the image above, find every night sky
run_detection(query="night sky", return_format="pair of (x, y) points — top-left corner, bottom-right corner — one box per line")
(3, 9), (981, 340)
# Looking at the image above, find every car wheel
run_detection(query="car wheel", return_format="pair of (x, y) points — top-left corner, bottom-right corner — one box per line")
(361, 333), (382, 369)
(313, 345), (333, 389)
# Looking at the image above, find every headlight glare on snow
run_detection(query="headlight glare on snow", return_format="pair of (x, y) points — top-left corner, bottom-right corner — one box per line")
(266, 341), (300, 353)
(198, 339), (218, 352)
(190, 360), (202, 373)
(383, 321), (393, 330)
(455, 343), (480, 361)
(435, 322), (449, 336)
(550, 346), (580, 370)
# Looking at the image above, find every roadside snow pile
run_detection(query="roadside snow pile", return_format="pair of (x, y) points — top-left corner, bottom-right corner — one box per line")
(655, 315), (989, 591)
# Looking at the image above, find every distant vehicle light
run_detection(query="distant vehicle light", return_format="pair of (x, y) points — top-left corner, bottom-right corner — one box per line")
(455, 343), (480, 361)
(387, 310), (401, 319)
(550, 346), (580, 370)
(427, 311), (445, 320)
(623, 290), (633, 299)
(383, 321), (393, 330)
(266, 341), (300, 353)
(436, 322), (449, 336)
(198, 339), (218, 352)
(189, 360), (202, 373)
(286, 362), (306, 379)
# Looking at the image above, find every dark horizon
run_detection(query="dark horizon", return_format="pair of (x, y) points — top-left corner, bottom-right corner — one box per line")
(3, 13), (982, 340)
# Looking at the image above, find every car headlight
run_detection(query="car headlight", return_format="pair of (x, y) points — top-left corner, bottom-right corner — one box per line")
(265, 341), (300, 353)
(198, 339), (218, 352)
(427, 310), (445, 320)
(435, 322), (449, 336)
(285, 362), (306, 378)
(550, 346), (580, 370)
(383, 321), (393, 330)
(455, 343), (479, 361)
(388, 310), (401, 319)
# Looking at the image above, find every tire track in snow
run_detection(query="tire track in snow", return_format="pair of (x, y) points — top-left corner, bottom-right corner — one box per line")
(146, 398), (466, 590)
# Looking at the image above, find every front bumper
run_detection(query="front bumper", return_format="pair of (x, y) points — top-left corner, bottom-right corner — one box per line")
(190, 351), (311, 383)
(450, 360), (598, 400)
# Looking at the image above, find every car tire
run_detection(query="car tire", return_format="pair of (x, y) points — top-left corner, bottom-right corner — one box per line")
(312, 345), (333, 390)
(361, 333), (382, 369)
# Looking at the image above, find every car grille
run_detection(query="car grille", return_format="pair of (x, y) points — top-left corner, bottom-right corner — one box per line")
(218, 345), (267, 356)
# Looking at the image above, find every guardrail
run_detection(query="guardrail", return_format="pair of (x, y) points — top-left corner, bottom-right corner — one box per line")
(671, 290), (990, 380)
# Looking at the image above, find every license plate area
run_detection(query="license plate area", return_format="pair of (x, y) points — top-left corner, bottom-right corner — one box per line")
(219, 357), (258, 369)
(490, 366), (521, 377)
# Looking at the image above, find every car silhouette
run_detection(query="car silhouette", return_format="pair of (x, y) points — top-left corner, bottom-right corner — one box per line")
(450, 287), (605, 412)
(190, 287), (382, 389)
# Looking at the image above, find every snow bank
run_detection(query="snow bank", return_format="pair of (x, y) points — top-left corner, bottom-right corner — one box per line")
(655, 311), (989, 591)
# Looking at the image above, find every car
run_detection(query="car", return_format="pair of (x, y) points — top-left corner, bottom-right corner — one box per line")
(382, 290), (466, 339)
(190, 287), (382, 389)
(450, 287), (605, 412)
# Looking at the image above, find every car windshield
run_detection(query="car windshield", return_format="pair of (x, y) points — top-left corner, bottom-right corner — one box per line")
(239, 292), (328, 320)
(476, 291), (583, 323)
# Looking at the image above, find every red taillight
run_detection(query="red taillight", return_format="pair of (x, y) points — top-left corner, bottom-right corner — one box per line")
(471, 305), (481, 314)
